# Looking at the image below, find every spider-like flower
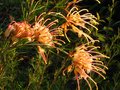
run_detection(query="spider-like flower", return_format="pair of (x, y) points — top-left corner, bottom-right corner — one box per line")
(58, 6), (98, 42)
(5, 21), (34, 42)
(32, 13), (64, 64)
(33, 13), (64, 47)
(63, 43), (109, 90)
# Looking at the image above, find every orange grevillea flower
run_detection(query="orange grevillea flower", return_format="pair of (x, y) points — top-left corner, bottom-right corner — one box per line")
(57, 6), (98, 42)
(5, 21), (34, 42)
(32, 13), (64, 64)
(63, 43), (109, 90)
(33, 13), (64, 47)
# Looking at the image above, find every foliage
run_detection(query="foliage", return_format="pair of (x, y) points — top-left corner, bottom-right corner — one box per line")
(0, 0), (120, 90)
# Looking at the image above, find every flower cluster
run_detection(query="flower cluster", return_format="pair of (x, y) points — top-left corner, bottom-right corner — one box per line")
(57, 7), (109, 90)
(5, 13), (63, 64)
(63, 43), (109, 90)
(4, 5), (108, 90)
(58, 6), (98, 42)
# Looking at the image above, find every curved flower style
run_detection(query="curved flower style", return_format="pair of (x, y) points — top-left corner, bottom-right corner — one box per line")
(58, 6), (98, 42)
(63, 44), (109, 90)
(5, 21), (34, 42)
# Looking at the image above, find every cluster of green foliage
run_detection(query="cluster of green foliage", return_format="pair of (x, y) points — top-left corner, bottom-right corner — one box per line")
(0, 0), (120, 90)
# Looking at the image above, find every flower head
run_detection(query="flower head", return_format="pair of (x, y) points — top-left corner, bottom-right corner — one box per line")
(32, 13), (64, 64)
(63, 43), (109, 90)
(33, 13), (63, 47)
(58, 6), (98, 42)
(5, 21), (34, 42)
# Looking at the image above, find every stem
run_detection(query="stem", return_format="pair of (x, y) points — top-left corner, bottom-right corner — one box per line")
(37, 64), (48, 89)
(77, 78), (80, 90)
(48, 59), (67, 90)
